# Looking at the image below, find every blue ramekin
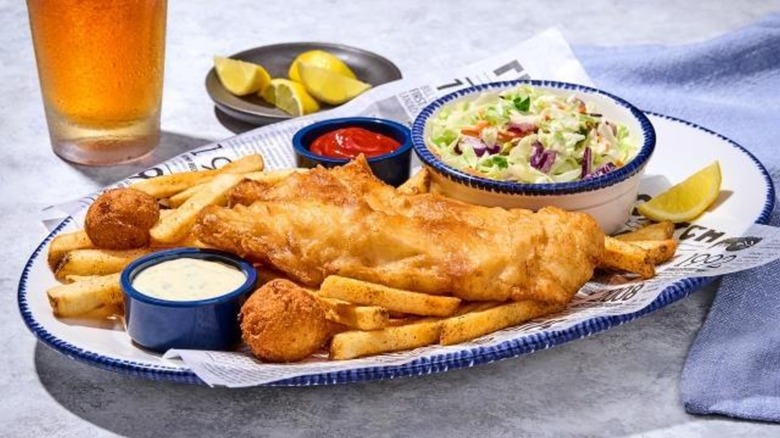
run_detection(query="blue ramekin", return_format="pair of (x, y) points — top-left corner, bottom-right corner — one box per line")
(291, 117), (413, 186)
(120, 248), (258, 353)
(411, 79), (656, 234)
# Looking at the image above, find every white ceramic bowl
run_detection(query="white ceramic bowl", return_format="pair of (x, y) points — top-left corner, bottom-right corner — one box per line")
(411, 80), (656, 234)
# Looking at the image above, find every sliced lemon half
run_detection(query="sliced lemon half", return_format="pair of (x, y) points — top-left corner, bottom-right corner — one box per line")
(214, 56), (271, 96)
(298, 64), (372, 105)
(260, 82), (276, 105)
(263, 78), (320, 116)
(638, 161), (722, 222)
(288, 50), (357, 83)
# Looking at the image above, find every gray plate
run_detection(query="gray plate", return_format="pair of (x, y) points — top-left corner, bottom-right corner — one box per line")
(205, 42), (402, 126)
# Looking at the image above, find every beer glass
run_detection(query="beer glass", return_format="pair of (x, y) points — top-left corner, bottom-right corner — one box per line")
(27, 0), (167, 165)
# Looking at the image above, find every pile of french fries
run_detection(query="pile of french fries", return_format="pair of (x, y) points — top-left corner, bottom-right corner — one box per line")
(600, 221), (678, 278)
(298, 275), (562, 360)
(47, 154), (274, 316)
(45, 153), (679, 361)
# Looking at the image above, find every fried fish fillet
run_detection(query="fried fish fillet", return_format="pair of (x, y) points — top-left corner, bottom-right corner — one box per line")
(195, 158), (604, 304)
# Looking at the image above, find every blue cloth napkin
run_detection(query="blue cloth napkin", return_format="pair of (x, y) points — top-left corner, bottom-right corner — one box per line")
(574, 14), (780, 422)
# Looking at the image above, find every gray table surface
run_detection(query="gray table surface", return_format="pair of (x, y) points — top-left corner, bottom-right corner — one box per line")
(3, 0), (780, 436)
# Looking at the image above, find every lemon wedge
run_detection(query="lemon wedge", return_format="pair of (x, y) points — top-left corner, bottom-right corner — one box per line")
(638, 161), (722, 222)
(214, 56), (271, 96)
(263, 79), (320, 116)
(288, 50), (357, 82)
(298, 64), (372, 105)
(260, 82), (276, 105)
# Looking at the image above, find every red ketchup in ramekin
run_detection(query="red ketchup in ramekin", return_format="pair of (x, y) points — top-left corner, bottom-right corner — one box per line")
(309, 127), (401, 159)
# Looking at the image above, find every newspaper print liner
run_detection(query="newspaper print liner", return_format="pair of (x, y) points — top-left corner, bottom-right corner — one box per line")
(18, 112), (776, 386)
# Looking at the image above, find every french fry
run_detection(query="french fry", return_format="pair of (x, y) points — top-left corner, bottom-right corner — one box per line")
(63, 274), (100, 283)
(454, 301), (501, 316)
(615, 221), (674, 242)
(54, 248), (151, 281)
(217, 154), (264, 174)
(48, 230), (94, 270)
(158, 208), (175, 219)
(316, 296), (390, 330)
(243, 168), (307, 184)
(131, 154), (265, 198)
(302, 289), (390, 330)
(330, 319), (442, 360)
(319, 275), (461, 317)
(163, 169), (304, 218)
(131, 170), (219, 198)
(166, 155), (267, 207)
(397, 168), (430, 195)
(47, 273), (123, 317)
(599, 237), (655, 278)
(166, 182), (207, 208)
(149, 173), (244, 243)
(326, 321), (352, 336)
(629, 239), (678, 265)
(385, 317), (424, 327)
(440, 300), (561, 345)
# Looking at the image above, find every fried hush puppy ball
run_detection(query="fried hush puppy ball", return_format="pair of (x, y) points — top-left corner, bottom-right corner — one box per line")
(85, 188), (160, 250)
(240, 279), (331, 363)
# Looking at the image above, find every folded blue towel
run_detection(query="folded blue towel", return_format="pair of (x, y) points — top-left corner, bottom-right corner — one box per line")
(575, 14), (780, 422)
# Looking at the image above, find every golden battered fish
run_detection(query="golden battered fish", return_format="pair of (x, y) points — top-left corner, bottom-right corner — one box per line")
(195, 158), (604, 305)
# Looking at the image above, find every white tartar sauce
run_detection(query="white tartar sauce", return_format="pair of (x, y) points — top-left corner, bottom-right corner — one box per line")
(132, 258), (246, 301)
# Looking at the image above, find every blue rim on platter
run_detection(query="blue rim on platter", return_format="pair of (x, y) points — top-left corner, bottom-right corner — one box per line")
(411, 80), (657, 196)
(17, 112), (776, 386)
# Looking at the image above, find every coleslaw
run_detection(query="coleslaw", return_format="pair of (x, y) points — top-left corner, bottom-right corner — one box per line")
(427, 85), (638, 183)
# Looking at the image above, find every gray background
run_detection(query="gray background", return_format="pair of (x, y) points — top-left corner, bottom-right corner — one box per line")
(2, 0), (779, 436)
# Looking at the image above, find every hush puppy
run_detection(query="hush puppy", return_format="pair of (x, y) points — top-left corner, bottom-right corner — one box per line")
(240, 279), (330, 363)
(85, 188), (160, 249)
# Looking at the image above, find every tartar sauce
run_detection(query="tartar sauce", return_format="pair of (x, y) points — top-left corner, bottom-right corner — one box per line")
(132, 258), (246, 301)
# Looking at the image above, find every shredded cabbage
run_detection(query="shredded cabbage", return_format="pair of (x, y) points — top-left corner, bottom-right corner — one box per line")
(427, 85), (638, 183)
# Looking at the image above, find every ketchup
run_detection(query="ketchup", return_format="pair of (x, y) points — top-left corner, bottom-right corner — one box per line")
(310, 127), (401, 159)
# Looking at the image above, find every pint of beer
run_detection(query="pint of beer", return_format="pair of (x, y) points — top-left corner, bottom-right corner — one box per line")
(27, 0), (167, 165)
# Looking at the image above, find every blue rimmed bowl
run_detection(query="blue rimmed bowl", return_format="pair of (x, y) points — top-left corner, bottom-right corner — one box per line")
(411, 80), (656, 234)
(292, 117), (413, 187)
(120, 248), (258, 353)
